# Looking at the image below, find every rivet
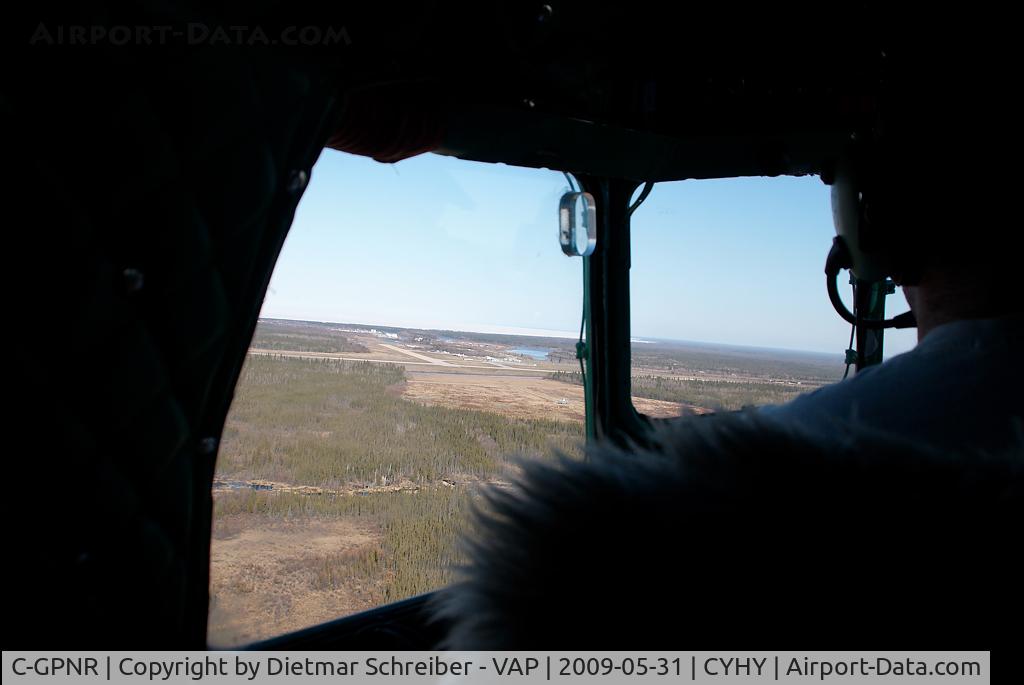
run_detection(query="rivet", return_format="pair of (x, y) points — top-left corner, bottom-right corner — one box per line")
(287, 169), (308, 193)
(123, 268), (145, 294)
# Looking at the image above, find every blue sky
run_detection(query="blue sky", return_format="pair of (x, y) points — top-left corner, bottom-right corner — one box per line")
(261, 149), (917, 356)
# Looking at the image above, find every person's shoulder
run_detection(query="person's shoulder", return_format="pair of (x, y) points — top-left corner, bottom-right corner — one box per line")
(758, 313), (1023, 451)
(767, 313), (1024, 413)
(918, 313), (1024, 352)
(758, 354), (902, 423)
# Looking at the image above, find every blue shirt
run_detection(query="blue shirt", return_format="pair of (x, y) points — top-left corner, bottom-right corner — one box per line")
(761, 314), (1024, 454)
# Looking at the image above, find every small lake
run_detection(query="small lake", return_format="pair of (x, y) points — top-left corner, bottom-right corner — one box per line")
(509, 347), (549, 360)
(213, 479), (273, 491)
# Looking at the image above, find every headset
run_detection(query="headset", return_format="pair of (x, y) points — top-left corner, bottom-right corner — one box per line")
(825, 157), (917, 330)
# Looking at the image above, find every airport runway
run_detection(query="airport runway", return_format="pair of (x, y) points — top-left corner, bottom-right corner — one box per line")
(247, 348), (542, 374)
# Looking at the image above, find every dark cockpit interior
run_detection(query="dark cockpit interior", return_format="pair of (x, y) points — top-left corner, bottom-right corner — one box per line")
(7, 1), (1020, 652)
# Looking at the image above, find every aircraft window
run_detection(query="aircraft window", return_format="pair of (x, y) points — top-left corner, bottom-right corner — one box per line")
(625, 177), (917, 417)
(207, 151), (584, 646)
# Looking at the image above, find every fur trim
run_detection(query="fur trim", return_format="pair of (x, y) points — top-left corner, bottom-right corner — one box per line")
(432, 411), (1022, 648)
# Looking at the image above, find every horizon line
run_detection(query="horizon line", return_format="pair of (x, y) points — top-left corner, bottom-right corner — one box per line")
(259, 315), (844, 359)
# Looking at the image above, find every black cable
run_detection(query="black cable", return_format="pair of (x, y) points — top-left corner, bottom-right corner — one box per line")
(577, 271), (587, 386)
(563, 171), (578, 193)
(826, 237), (917, 330)
(842, 319), (856, 380)
(578, 321), (587, 379)
(564, 170), (587, 388)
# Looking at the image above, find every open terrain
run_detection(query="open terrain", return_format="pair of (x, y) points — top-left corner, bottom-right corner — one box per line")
(208, 318), (843, 644)
(209, 516), (380, 646)
(402, 370), (686, 422)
